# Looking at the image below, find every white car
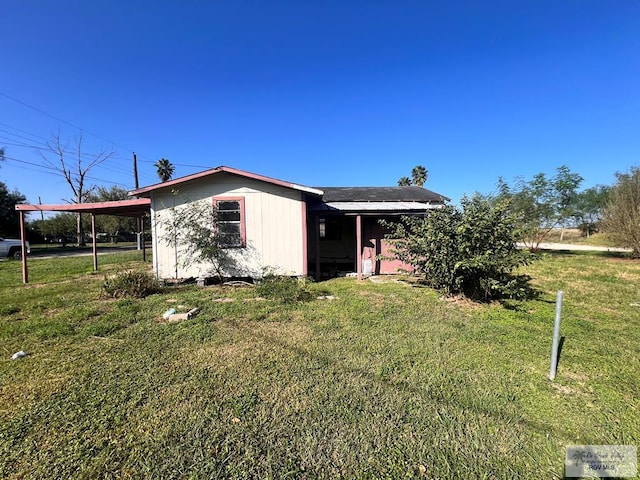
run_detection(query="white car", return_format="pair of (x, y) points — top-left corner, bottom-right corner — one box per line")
(0, 237), (30, 259)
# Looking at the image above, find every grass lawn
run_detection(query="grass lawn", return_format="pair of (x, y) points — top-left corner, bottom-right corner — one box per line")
(1, 252), (638, 478)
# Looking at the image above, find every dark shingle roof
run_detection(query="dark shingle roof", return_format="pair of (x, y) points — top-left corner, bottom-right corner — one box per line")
(316, 186), (449, 203)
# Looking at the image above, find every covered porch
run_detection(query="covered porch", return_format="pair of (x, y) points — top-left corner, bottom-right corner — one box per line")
(307, 207), (432, 280)
(306, 186), (448, 280)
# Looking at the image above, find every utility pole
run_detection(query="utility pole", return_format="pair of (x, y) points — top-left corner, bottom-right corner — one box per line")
(133, 152), (139, 190)
(38, 197), (44, 221)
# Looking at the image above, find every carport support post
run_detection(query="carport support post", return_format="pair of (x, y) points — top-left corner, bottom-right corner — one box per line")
(356, 214), (362, 280)
(19, 210), (28, 284)
(141, 217), (146, 262)
(91, 213), (98, 272)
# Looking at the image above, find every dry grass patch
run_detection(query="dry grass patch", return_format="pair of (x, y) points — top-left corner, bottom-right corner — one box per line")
(0, 373), (70, 417)
(180, 319), (313, 370)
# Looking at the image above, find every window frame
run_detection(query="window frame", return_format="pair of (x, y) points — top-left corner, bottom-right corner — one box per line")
(213, 196), (246, 248)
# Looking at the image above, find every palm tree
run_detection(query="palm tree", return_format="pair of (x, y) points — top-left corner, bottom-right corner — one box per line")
(411, 165), (428, 187)
(397, 176), (412, 186)
(155, 158), (175, 182)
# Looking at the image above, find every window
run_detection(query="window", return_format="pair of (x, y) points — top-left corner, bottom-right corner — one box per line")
(319, 217), (341, 241)
(214, 197), (245, 248)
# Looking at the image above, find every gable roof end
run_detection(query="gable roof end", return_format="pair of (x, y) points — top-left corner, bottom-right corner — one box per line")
(130, 166), (324, 197)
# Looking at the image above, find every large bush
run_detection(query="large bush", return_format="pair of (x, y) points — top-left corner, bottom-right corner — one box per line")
(384, 194), (533, 300)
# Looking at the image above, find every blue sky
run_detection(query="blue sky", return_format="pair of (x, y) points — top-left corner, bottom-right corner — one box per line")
(1, 1), (639, 208)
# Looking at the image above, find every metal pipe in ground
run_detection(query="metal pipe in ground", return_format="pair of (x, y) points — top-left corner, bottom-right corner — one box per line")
(549, 290), (563, 380)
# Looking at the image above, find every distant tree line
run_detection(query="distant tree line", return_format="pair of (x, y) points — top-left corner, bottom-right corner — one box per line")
(1, 139), (639, 262)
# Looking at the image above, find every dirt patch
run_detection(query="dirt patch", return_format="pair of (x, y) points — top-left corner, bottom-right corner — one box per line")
(562, 371), (589, 382)
(440, 295), (484, 310)
(551, 383), (580, 396)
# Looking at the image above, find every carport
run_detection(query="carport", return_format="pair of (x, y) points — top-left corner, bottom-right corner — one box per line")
(15, 199), (151, 284)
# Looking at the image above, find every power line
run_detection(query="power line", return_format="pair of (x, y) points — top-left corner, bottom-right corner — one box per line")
(0, 121), (51, 142)
(3, 156), (59, 172)
(0, 131), (138, 178)
(3, 156), (132, 189)
(0, 95), (215, 185)
(0, 122), (136, 162)
(0, 129), (50, 148)
(0, 127), (129, 162)
(0, 110), (169, 184)
(0, 114), (212, 174)
(0, 91), (151, 158)
(0, 92), (168, 170)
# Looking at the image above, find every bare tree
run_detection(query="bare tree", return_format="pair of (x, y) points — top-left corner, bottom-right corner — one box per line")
(602, 166), (640, 258)
(40, 132), (116, 245)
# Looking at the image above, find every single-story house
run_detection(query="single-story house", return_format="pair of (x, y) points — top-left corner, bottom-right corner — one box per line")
(130, 166), (449, 280)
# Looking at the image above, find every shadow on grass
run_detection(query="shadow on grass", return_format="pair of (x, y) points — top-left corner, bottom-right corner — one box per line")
(540, 250), (632, 260)
(557, 336), (565, 370)
(499, 276), (543, 311)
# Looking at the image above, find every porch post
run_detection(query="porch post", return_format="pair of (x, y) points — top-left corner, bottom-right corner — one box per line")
(91, 213), (98, 272)
(19, 210), (28, 284)
(356, 214), (362, 281)
(315, 215), (321, 281)
(301, 201), (308, 276)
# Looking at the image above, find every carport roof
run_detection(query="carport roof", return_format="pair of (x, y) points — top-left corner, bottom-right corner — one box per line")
(15, 198), (150, 217)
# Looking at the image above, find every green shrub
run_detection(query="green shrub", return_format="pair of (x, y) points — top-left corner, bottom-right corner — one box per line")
(255, 273), (312, 303)
(102, 270), (159, 298)
(383, 194), (534, 301)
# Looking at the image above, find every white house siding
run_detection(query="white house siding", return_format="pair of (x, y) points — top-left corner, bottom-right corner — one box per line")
(150, 172), (305, 279)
